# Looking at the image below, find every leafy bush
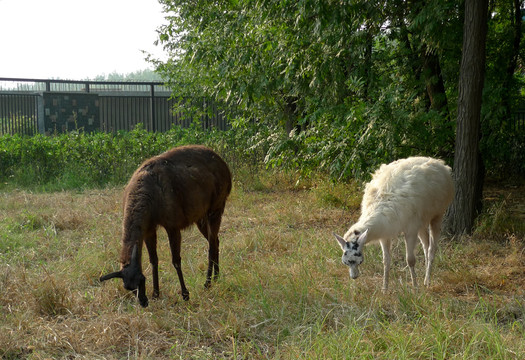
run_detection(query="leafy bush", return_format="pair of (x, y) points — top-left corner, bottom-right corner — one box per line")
(263, 92), (456, 182)
(1, 112), (521, 192)
(0, 125), (266, 190)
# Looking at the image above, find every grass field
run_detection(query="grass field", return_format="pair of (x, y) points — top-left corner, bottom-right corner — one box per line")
(0, 173), (524, 359)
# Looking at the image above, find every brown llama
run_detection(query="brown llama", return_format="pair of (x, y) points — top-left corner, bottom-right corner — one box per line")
(100, 145), (232, 307)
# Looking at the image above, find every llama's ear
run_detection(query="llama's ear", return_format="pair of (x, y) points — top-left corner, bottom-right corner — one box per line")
(356, 228), (369, 245)
(334, 233), (347, 250)
(100, 270), (123, 282)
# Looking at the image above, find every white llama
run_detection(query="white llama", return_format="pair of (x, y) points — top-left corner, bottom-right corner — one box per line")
(334, 157), (454, 291)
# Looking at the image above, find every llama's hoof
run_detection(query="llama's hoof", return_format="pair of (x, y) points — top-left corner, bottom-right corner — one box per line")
(138, 296), (149, 308)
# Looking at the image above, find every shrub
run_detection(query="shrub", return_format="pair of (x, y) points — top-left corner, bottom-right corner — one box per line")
(0, 124), (268, 190)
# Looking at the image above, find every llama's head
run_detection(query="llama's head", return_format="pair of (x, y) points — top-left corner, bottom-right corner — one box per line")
(100, 244), (148, 307)
(334, 229), (369, 279)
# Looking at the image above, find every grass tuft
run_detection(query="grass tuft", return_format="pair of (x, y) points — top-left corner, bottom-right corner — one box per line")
(31, 268), (72, 317)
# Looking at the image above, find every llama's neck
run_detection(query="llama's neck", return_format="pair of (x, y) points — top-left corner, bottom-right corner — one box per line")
(355, 211), (392, 244)
(119, 201), (147, 266)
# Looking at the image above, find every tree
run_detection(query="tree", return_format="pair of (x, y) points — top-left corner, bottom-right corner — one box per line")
(152, 0), (523, 181)
(91, 69), (161, 82)
(444, 0), (489, 235)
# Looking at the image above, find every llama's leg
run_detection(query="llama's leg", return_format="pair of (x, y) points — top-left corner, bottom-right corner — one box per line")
(200, 209), (223, 287)
(144, 230), (159, 298)
(167, 228), (189, 301)
(405, 232), (419, 288)
(380, 239), (392, 292)
(418, 226), (430, 274)
(426, 215), (443, 286)
(196, 218), (209, 238)
(197, 218), (214, 287)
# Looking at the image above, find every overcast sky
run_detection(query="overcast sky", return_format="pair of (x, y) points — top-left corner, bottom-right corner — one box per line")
(0, 0), (167, 80)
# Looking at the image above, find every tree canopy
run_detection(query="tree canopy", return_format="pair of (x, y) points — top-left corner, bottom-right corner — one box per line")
(152, 0), (524, 180)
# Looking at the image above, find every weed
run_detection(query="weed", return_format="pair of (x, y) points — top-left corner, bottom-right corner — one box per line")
(31, 267), (72, 317)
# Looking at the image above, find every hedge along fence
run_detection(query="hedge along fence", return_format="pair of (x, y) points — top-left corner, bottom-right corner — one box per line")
(0, 124), (269, 190)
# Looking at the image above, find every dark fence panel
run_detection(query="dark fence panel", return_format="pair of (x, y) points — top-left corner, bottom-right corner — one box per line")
(0, 93), (39, 135)
(156, 97), (228, 132)
(99, 96), (228, 133)
(154, 97), (182, 132)
(99, 96), (152, 133)
(197, 99), (228, 131)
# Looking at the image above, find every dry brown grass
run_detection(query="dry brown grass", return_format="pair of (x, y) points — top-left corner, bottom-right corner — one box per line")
(0, 177), (524, 359)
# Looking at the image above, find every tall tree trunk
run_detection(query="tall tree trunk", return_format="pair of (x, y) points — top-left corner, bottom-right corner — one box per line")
(444, 0), (489, 235)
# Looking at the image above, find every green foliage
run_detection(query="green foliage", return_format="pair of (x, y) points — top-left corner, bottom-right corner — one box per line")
(0, 125), (264, 190)
(90, 68), (161, 82)
(264, 96), (455, 181)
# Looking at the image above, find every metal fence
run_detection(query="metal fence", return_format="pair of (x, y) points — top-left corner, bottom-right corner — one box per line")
(0, 77), (227, 135)
(0, 92), (39, 135)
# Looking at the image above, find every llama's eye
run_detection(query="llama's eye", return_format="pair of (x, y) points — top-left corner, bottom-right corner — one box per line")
(354, 230), (360, 236)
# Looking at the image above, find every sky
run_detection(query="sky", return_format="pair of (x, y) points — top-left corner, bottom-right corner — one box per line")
(0, 0), (167, 80)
